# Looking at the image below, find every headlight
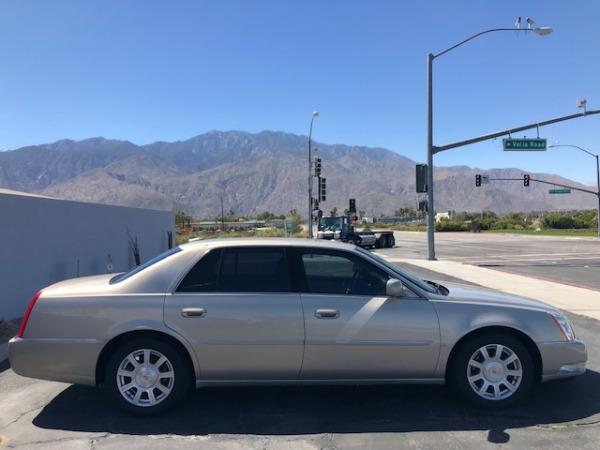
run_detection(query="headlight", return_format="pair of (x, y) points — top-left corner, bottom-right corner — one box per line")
(549, 313), (576, 341)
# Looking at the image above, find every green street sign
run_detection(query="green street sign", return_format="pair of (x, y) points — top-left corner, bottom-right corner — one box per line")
(503, 138), (547, 151)
(549, 189), (571, 194)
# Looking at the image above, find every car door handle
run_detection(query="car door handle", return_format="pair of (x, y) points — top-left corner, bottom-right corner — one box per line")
(181, 307), (207, 318)
(315, 309), (340, 319)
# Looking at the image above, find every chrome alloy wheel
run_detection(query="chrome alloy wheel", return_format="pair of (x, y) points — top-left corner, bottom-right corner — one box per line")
(116, 348), (175, 407)
(466, 343), (523, 401)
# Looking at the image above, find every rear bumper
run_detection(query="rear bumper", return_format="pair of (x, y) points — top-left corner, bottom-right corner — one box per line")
(8, 336), (102, 386)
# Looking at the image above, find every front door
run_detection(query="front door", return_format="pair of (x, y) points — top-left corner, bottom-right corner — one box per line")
(293, 249), (441, 380)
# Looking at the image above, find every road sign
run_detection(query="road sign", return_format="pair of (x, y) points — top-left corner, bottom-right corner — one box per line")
(549, 189), (571, 194)
(481, 175), (490, 185)
(503, 138), (547, 151)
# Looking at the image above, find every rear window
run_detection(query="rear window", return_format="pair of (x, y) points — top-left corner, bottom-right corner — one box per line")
(110, 247), (182, 284)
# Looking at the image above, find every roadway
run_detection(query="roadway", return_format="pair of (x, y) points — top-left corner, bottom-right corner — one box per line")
(381, 231), (600, 291)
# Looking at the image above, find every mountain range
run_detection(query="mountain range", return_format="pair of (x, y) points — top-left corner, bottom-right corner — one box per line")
(0, 131), (595, 218)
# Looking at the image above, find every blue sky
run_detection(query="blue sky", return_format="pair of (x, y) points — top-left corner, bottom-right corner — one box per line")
(1, 1), (598, 185)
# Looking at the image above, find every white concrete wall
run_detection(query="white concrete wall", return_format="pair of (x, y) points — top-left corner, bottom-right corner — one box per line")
(0, 190), (175, 320)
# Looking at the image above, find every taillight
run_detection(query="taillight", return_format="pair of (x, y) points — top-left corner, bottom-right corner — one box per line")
(18, 290), (42, 338)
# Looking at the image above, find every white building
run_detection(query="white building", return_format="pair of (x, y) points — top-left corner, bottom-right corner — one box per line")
(0, 189), (174, 321)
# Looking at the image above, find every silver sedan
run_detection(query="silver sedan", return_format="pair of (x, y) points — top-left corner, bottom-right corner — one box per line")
(9, 238), (587, 415)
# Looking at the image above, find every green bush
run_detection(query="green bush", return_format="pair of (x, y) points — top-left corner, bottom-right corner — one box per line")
(543, 214), (576, 230)
(435, 221), (467, 232)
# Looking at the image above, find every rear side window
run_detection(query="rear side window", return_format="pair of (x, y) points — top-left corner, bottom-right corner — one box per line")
(220, 248), (291, 292)
(177, 249), (221, 292)
(111, 247), (182, 284)
(176, 247), (291, 293)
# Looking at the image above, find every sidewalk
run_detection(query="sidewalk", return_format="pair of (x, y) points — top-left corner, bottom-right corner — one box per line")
(393, 258), (600, 321)
(2, 259), (599, 365)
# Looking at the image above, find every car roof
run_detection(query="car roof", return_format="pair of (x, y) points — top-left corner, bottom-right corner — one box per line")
(179, 237), (358, 252)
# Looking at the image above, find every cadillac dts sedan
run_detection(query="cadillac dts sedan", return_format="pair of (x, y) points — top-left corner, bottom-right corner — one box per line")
(9, 238), (586, 415)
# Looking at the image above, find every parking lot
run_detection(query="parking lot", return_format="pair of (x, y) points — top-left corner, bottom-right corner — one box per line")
(1, 232), (599, 449)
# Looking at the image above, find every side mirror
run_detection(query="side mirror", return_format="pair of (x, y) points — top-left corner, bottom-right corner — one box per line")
(386, 279), (406, 298)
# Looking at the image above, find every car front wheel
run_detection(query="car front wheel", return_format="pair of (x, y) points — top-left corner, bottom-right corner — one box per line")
(452, 333), (534, 408)
(105, 338), (190, 415)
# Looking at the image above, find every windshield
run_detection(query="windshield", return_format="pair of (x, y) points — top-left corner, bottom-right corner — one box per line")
(110, 247), (182, 284)
(355, 247), (439, 294)
(318, 217), (344, 231)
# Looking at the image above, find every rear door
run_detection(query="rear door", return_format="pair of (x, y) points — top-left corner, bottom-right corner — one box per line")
(165, 246), (304, 380)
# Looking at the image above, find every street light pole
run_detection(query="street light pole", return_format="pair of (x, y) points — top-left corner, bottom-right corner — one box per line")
(308, 111), (319, 238)
(549, 144), (600, 239)
(426, 26), (552, 260)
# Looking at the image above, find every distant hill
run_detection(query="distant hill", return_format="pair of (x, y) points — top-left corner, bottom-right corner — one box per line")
(0, 131), (595, 218)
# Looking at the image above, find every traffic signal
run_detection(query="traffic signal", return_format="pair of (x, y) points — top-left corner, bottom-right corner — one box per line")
(315, 158), (322, 176)
(416, 164), (428, 193)
(349, 198), (356, 213)
(475, 174), (481, 187)
(524, 174), (530, 187)
(318, 177), (327, 202)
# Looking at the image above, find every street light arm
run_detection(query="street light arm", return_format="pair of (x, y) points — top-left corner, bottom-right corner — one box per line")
(549, 144), (598, 159)
(433, 27), (551, 59)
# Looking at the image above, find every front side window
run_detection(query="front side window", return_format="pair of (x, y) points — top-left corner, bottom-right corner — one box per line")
(354, 247), (437, 294)
(300, 250), (388, 296)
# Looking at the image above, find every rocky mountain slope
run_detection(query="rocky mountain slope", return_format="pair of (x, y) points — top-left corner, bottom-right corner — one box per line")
(0, 131), (594, 218)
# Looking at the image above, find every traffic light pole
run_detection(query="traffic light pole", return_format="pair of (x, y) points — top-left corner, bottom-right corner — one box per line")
(478, 177), (597, 195)
(433, 110), (600, 155)
(307, 112), (319, 238)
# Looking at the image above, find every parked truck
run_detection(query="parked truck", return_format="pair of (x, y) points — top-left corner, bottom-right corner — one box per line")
(316, 215), (396, 248)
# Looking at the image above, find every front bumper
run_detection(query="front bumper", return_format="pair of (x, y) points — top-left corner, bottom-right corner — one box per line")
(539, 338), (587, 382)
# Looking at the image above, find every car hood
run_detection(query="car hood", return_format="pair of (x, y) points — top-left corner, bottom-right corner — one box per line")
(440, 282), (559, 312)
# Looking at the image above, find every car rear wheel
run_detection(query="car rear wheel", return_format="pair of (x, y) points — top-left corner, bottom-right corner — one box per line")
(452, 333), (534, 408)
(105, 338), (190, 415)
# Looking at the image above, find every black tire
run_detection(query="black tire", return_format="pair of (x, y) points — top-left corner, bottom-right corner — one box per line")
(451, 333), (534, 409)
(105, 338), (190, 415)
(383, 235), (391, 248)
(347, 238), (359, 246)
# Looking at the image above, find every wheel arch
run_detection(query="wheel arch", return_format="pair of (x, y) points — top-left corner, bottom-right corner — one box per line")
(445, 326), (543, 384)
(95, 330), (196, 388)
